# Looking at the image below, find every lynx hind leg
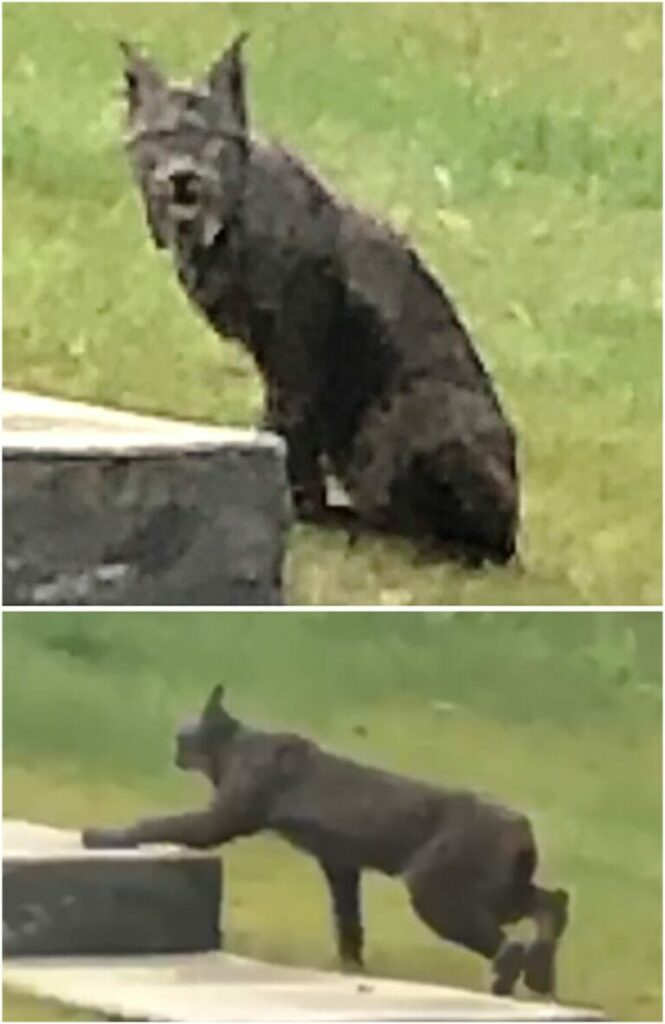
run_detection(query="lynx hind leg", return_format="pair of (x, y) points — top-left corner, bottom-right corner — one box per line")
(407, 863), (528, 996)
(523, 887), (570, 996)
(404, 841), (527, 995)
(340, 395), (443, 541)
(491, 939), (527, 996)
(340, 406), (401, 532)
(343, 388), (517, 564)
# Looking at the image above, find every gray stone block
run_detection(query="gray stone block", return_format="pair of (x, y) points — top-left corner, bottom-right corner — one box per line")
(3, 820), (222, 957)
(3, 391), (292, 606)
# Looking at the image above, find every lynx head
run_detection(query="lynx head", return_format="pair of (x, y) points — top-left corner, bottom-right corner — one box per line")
(119, 35), (249, 250)
(175, 684), (238, 781)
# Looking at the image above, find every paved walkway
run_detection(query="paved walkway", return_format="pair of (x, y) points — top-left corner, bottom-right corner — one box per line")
(4, 951), (602, 1021)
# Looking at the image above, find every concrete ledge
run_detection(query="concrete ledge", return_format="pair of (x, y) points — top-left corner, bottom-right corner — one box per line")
(3, 952), (603, 1021)
(3, 390), (291, 606)
(3, 820), (222, 957)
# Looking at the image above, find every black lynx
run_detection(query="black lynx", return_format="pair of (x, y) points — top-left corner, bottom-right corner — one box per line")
(119, 37), (519, 565)
(83, 686), (568, 997)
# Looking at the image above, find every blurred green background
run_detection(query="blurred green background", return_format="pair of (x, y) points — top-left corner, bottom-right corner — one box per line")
(3, 610), (661, 1020)
(3, 2), (662, 605)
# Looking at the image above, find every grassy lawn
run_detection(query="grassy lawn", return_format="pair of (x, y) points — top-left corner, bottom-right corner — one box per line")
(2, 992), (99, 1024)
(3, 610), (662, 1021)
(3, 3), (662, 605)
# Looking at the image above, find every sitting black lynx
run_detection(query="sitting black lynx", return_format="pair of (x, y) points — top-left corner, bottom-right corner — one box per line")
(119, 36), (519, 565)
(83, 686), (568, 996)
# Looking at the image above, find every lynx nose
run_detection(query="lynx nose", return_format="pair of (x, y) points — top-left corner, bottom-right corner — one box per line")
(169, 170), (199, 206)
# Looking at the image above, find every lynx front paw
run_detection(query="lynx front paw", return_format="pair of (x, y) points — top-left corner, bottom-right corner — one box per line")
(81, 827), (137, 850)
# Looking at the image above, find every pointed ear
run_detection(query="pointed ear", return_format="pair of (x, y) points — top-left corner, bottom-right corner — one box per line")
(203, 684), (225, 719)
(119, 39), (165, 117)
(206, 33), (249, 134)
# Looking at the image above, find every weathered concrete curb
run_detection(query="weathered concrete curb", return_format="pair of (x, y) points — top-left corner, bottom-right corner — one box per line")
(3, 952), (603, 1021)
(3, 820), (222, 957)
(3, 391), (291, 606)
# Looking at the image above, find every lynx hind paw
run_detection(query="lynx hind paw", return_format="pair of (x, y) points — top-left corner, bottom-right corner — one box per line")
(491, 939), (526, 996)
(524, 939), (556, 996)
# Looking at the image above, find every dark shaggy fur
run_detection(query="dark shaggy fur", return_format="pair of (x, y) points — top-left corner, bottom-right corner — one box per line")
(119, 37), (519, 565)
(83, 686), (568, 996)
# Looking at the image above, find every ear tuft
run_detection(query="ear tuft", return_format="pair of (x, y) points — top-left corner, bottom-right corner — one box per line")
(203, 683), (225, 718)
(232, 31), (251, 55)
(206, 33), (249, 133)
(119, 38), (165, 115)
(208, 31), (249, 87)
(118, 38), (136, 61)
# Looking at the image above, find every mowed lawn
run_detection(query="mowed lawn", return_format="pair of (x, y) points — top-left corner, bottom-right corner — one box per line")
(3, 611), (662, 1021)
(3, 3), (662, 604)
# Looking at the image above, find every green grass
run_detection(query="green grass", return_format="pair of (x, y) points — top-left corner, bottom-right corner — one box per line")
(2, 991), (100, 1023)
(3, 3), (662, 605)
(4, 611), (662, 1021)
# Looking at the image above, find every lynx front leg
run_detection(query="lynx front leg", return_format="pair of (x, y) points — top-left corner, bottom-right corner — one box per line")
(320, 863), (364, 970)
(82, 809), (233, 851)
(263, 384), (327, 520)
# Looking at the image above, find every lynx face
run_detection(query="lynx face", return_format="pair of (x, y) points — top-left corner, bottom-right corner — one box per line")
(120, 37), (249, 250)
(174, 717), (213, 774)
(174, 685), (236, 781)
